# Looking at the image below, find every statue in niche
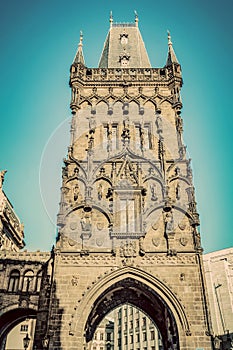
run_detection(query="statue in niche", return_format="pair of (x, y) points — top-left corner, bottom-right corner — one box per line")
(187, 160), (193, 178)
(80, 213), (92, 232)
(176, 183), (180, 200)
(97, 183), (103, 200)
(87, 136), (94, 150)
(140, 127), (145, 151)
(74, 167), (79, 176)
(164, 211), (174, 235)
(89, 116), (96, 134)
(71, 87), (76, 103)
(179, 145), (186, 159)
(107, 126), (112, 152)
(174, 167), (180, 176)
(150, 184), (158, 201)
(176, 115), (183, 133)
(62, 166), (68, 179)
(73, 184), (80, 201)
(122, 117), (130, 141)
(148, 167), (155, 175)
(155, 111), (163, 133)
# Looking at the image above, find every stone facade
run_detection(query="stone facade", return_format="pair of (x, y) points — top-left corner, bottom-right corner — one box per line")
(0, 15), (215, 350)
(0, 170), (25, 252)
(33, 16), (213, 350)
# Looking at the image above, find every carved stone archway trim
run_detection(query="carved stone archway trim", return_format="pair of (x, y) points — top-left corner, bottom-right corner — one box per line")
(74, 267), (191, 348)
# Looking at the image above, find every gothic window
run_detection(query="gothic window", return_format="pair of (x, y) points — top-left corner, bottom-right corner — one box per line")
(35, 270), (42, 292)
(22, 270), (34, 292)
(8, 269), (20, 292)
(144, 123), (152, 149)
(119, 54), (130, 67)
(134, 123), (152, 150)
(135, 124), (141, 148)
(120, 199), (135, 233)
(120, 33), (128, 46)
(112, 124), (118, 150)
(103, 123), (118, 151)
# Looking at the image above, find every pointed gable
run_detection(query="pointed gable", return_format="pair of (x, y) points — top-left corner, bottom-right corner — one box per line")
(99, 14), (151, 68)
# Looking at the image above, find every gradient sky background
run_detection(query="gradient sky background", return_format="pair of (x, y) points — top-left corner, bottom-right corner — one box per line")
(0, 0), (232, 253)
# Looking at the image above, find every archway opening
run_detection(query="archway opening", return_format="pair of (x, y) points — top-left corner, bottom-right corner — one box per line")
(0, 308), (36, 350)
(89, 304), (164, 350)
(85, 277), (179, 350)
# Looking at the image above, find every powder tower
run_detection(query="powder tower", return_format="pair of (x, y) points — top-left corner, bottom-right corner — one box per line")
(33, 14), (213, 350)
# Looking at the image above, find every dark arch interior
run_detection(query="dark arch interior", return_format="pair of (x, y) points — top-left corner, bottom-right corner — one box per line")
(0, 308), (36, 347)
(85, 277), (179, 349)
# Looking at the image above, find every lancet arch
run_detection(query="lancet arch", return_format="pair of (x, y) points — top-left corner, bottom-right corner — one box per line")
(74, 267), (190, 349)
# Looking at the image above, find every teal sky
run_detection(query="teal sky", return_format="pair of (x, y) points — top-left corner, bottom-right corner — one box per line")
(0, 0), (232, 253)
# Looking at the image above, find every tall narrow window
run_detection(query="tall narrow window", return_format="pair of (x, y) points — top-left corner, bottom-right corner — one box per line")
(144, 123), (152, 149)
(22, 270), (34, 292)
(120, 199), (135, 233)
(112, 124), (118, 151)
(35, 270), (42, 292)
(8, 270), (20, 292)
(103, 125), (108, 148)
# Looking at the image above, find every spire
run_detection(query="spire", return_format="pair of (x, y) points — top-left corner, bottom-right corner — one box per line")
(99, 15), (151, 68)
(134, 10), (138, 27)
(110, 11), (113, 28)
(166, 31), (179, 66)
(73, 31), (85, 65)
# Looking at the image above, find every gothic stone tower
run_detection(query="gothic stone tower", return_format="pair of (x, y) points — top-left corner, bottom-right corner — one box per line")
(34, 15), (213, 350)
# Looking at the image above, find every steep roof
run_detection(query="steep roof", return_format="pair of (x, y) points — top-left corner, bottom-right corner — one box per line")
(166, 31), (179, 66)
(73, 31), (85, 65)
(99, 14), (151, 68)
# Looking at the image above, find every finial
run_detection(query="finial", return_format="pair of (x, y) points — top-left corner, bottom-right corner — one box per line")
(79, 31), (83, 46)
(134, 10), (138, 26)
(167, 30), (172, 46)
(110, 11), (113, 27)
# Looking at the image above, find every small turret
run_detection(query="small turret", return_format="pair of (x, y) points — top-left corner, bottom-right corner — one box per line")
(166, 31), (179, 66)
(73, 31), (85, 65)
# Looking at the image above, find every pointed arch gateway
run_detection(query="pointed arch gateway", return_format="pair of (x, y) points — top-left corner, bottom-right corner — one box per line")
(77, 267), (190, 349)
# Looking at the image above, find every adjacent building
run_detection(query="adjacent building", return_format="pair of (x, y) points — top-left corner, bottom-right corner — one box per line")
(203, 248), (233, 347)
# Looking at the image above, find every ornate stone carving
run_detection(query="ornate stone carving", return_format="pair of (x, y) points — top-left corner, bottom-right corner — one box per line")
(152, 237), (160, 247)
(71, 275), (79, 286)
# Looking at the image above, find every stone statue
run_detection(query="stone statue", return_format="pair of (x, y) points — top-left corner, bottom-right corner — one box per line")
(81, 214), (91, 231)
(165, 211), (174, 235)
(73, 184), (80, 201)
(97, 183), (103, 200)
(74, 167), (79, 176)
(89, 117), (96, 134)
(176, 183), (180, 200)
(155, 112), (163, 133)
(150, 184), (158, 201)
